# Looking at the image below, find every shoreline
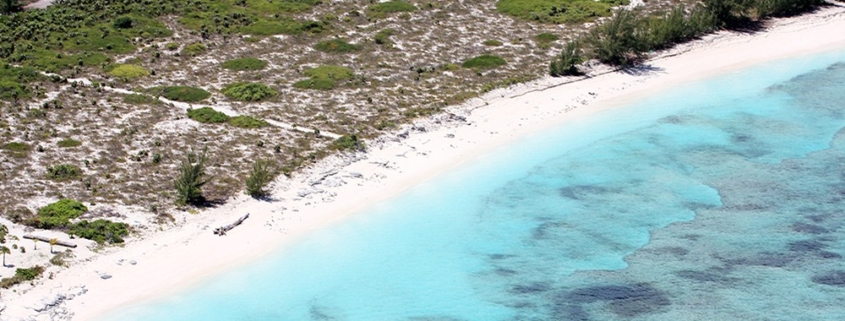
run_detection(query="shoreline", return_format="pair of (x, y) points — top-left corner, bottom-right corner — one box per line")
(3, 7), (845, 321)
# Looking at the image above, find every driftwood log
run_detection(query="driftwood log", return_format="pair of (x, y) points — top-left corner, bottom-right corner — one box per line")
(214, 213), (249, 236)
(23, 235), (77, 248)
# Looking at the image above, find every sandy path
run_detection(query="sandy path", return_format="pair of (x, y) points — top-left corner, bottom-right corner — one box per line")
(2, 6), (845, 321)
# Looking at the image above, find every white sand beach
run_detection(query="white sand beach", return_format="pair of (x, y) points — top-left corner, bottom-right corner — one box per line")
(3, 6), (845, 321)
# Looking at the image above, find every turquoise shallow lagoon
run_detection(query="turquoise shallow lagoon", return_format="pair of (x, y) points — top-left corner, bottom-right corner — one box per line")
(106, 48), (845, 320)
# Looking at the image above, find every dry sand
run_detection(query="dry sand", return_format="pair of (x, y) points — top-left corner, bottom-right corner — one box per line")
(3, 6), (845, 321)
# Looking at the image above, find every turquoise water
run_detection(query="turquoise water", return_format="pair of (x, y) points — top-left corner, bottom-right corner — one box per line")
(105, 49), (845, 321)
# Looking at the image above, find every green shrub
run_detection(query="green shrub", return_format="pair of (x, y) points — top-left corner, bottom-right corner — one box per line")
(483, 40), (504, 46)
(174, 148), (210, 206)
(57, 138), (82, 148)
(221, 58), (269, 71)
(165, 42), (180, 51)
(108, 64), (150, 80)
(0, 266), (44, 288)
(550, 40), (584, 76)
(147, 86), (211, 102)
(535, 33), (560, 43)
(0, 80), (28, 100)
(314, 39), (359, 53)
(374, 28), (396, 45)
(294, 65), (354, 90)
(187, 107), (230, 124)
(113, 16), (133, 29)
(222, 82), (278, 101)
(34, 199), (88, 229)
(369, 1), (417, 15)
(228, 115), (269, 128)
(496, 0), (624, 24)
(46, 164), (82, 181)
(332, 134), (365, 151)
(2, 142), (30, 152)
(68, 219), (129, 244)
(462, 54), (507, 69)
(245, 159), (279, 198)
(123, 93), (158, 105)
(583, 9), (648, 66)
(181, 42), (207, 57)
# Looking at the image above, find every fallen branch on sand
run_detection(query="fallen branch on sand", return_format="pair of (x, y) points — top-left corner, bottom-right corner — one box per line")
(213, 214), (250, 236)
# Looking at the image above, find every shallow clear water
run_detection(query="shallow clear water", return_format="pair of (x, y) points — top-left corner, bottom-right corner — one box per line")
(106, 49), (845, 321)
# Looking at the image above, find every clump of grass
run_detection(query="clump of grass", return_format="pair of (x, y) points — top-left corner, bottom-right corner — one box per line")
(164, 42), (180, 51)
(496, 0), (623, 24)
(2, 141), (30, 158)
(332, 134), (365, 151)
(0, 266), (45, 289)
(187, 107), (230, 124)
(46, 164), (82, 181)
(483, 40), (504, 46)
(314, 39), (359, 53)
(369, 1), (417, 16)
(147, 86), (211, 102)
(123, 93), (158, 105)
(221, 58), (268, 71)
(69, 219), (129, 244)
(462, 55), (507, 69)
(228, 115), (269, 128)
(108, 64), (150, 80)
(222, 82), (278, 102)
(57, 138), (82, 148)
(181, 42), (207, 57)
(0, 81), (28, 100)
(535, 33), (560, 43)
(293, 65), (354, 90)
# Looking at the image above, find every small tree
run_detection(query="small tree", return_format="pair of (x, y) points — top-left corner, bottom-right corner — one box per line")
(550, 40), (584, 76)
(174, 147), (211, 206)
(2, 0), (19, 15)
(0, 246), (9, 267)
(49, 238), (58, 254)
(245, 159), (279, 199)
(0, 224), (7, 244)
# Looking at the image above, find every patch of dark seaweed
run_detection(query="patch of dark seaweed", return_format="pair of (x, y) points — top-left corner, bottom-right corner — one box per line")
(559, 185), (614, 200)
(791, 222), (828, 234)
(788, 239), (826, 253)
(811, 271), (845, 287)
(725, 252), (795, 268)
(564, 284), (670, 318)
(510, 282), (551, 294)
(674, 269), (740, 284)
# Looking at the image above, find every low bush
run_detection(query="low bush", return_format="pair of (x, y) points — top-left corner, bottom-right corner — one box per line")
(68, 219), (129, 244)
(245, 159), (279, 198)
(222, 82), (278, 101)
(229, 115), (269, 128)
(57, 138), (82, 148)
(0, 266), (44, 289)
(113, 16), (133, 29)
(46, 164), (82, 181)
(483, 40), (504, 46)
(374, 28), (395, 45)
(181, 42), (207, 57)
(549, 41), (584, 76)
(187, 107), (230, 124)
(108, 64), (150, 80)
(314, 39), (359, 53)
(0, 80), (28, 100)
(535, 33), (559, 43)
(123, 93), (158, 105)
(147, 86), (211, 102)
(294, 65), (354, 90)
(2, 142), (31, 152)
(369, 1), (417, 15)
(462, 55), (507, 69)
(164, 42), (180, 51)
(222, 58), (269, 71)
(34, 199), (87, 229)
(332, 134), (365, 151)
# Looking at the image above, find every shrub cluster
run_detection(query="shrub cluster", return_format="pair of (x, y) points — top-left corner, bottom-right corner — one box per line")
(332, 134), (366, 151)
(314, 39), (360, 53)
(32, 199), (88, 229)
(147, 86), (211, 102)
(108, 64), (150, 80)
(550, 0), (825, 75)
(46, 164), (82, 181)
(181, 42), (207, 57)
(69, 219), (129, 244)
(221, 57), (269, 71)
(245, 159), (279, 198)
(2, 142), (31, 158)
(462, 55), (507, 70)
(57, 138), (82, 148)
(294, 65), (355, 90)
(0, 266), (45, 289)
(496, 0), (626, 24)
(123, 93), (158, 105)
(222, 82), (278, 101)
(187, 107), (230, 124)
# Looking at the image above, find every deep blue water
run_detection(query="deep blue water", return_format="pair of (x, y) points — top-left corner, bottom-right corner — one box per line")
(104, 48), (845, 320)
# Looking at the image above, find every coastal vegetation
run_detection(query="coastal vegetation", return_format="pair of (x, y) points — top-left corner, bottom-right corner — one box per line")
(222, 57), (268, 71)
(187, 107), (230, 124)
(294, 65), (354, 90)
(68, 219), (129, 244)
(147, 86), (211, 102)
(0, 266), (44, 289)
(174, 148), (211, 206)
(462, 55), (507, 70)
(32, 199), (87, 229)
(245, 159), (279, 198)
(222, 82), (278, 102)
